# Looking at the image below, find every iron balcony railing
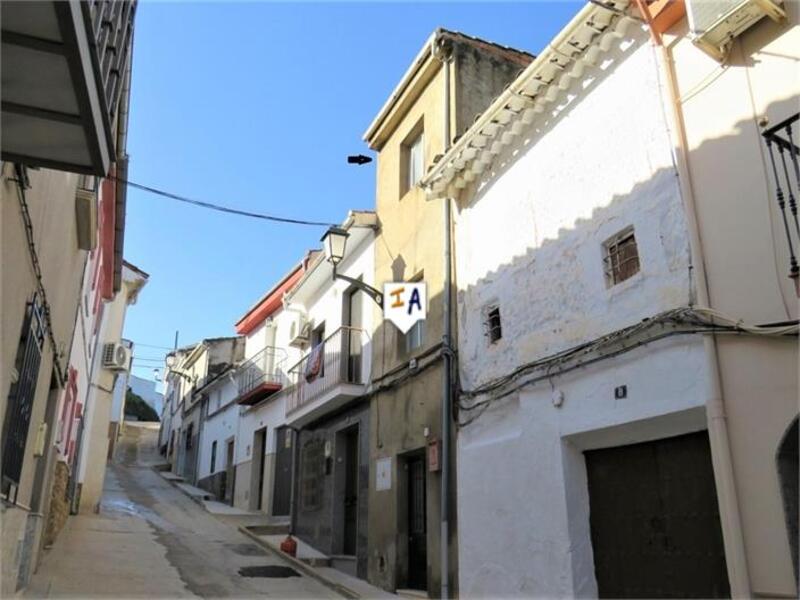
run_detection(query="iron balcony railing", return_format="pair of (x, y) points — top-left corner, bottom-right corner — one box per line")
(762, 113), (800, 291)
(87, 0), (136, 131)
(236, 346), (288, 399)
(286, 326), (366, 416)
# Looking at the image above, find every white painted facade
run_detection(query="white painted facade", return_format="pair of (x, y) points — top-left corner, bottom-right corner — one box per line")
(196, 373), (239, 482)
(453, 30), (713, 597)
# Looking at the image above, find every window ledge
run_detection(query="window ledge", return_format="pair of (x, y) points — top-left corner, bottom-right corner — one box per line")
(604, 270), (645, 298)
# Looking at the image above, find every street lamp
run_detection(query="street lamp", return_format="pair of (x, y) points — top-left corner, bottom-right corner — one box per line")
(321, 226), (349, 265)
(320, 226), (383, 307)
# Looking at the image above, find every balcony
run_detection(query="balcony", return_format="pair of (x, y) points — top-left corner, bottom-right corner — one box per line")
(1, 0), (136, 175)
(286, 326), (368, 427)
(235, 346), (287, 406)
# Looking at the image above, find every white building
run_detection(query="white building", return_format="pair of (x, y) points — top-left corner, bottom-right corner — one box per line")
(129, 374), (164, 417)
(282, 211), (377, 579)
(423, 1), (798, 597)
(230, 253), (317, 515)
(195, 368), (239, 502)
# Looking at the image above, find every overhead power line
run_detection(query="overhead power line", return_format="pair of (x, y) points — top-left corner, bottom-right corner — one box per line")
(111, 175), (337, 227)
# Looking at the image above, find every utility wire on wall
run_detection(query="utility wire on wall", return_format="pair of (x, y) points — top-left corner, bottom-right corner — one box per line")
(110, 175), (337, 227)
(457, 307), (799, 428)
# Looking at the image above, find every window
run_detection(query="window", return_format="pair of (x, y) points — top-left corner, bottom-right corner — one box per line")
(603, 227), (640, 286)
(485, 305), (502, 344)
(2, 296), (45, 499)
(301, 439), (324, 511)
(405, 320), (425, 353)
(185, 423), (194, 450)
(401, 122), (425, 196)
(210, 440), (217, 473)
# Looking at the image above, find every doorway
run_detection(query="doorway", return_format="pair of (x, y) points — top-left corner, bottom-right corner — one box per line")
(250, 427), (267, 511)
(336, 425), (360, 556)
(224, 438), (235, 505)
(272, 426), (292, 516)
(584, 431), (729, 598)
(344, 285), (362, 383)
(405, 454), (427, 590)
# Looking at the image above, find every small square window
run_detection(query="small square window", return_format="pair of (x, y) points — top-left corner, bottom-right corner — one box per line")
(485, 306), (502, 344)
(603, 227), (640, 287)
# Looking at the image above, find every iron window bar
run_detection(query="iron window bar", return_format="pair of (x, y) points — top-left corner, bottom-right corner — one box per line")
(763, 113), (800, 286)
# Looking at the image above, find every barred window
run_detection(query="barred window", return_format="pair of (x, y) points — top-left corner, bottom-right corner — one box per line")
(485, 306), (502, 344)
(2, 296), (45, 500)
(603, 227), (640, 287)
(301, 439), (324, 511)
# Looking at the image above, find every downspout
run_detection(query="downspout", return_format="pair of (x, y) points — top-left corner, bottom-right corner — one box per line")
(432, 34), (453, 600)
(634, 1), (751, 595)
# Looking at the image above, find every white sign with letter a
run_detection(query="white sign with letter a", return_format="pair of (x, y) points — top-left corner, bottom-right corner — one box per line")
(383, 282), (427, 334)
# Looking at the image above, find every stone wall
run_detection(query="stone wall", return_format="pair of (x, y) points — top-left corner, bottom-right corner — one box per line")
(43, 461), (70, 547)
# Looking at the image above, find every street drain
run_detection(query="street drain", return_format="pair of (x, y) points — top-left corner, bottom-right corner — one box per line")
(238, 565), (301, 578)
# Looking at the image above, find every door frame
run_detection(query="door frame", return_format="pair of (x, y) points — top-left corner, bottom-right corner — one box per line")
(333, 423), (360, 556)
(397, 448), (428, 591)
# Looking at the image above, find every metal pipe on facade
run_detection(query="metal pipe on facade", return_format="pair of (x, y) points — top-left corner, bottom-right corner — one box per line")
(433, 34), (453, 599)
(634, 0), (751, 594)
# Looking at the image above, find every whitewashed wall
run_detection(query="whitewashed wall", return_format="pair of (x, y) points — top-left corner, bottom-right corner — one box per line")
(197, 375), (239, 480)
(454, 32), (706, 597)
(455, 32), (691, 391)
(285, 232), (376, 386)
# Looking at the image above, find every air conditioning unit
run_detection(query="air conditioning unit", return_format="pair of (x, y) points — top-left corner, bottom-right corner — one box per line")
(102, 342), (131, 371)
(289, 315), (312, 349)
(687, 0), (785, 61)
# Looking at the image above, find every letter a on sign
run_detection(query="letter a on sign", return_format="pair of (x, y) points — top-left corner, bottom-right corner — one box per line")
(383, 282), (427, 333)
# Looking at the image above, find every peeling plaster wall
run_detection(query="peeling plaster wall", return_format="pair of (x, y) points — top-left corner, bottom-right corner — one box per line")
(455, 35), (692, 391)
(453, 35), (706, 596)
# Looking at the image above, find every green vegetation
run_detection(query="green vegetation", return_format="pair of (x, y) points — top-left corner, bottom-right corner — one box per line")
(125, 387), (159, 422)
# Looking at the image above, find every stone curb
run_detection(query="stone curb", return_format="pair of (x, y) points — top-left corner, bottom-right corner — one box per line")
(237, 526), (359, 599)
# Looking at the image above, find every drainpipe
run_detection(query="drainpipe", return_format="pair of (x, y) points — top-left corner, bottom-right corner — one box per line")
(432, 34), (453, 600)
(635, 1), (751, 595)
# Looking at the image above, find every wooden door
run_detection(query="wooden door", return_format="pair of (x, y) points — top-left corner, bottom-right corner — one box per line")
(272, 426), (292, 516)
(585, 431), (730, 598)
(342, 427), (359, 555)
(407, 455), (427, 590)
(224, 439), (235, 505)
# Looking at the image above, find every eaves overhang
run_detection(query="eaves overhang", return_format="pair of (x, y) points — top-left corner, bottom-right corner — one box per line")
(1, 0), (136, 176)
(421, 0), (638, 200)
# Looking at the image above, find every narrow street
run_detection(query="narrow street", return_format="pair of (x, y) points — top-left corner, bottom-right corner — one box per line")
(26, 424), (339, 598)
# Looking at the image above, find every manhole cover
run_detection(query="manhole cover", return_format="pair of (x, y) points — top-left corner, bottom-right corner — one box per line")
(238, 565), (301, 578)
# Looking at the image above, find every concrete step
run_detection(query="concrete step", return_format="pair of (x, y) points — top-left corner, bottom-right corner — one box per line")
(396, 589), (428, 599)
(244, 522), (290, 535)
(330, 554), (357, 577)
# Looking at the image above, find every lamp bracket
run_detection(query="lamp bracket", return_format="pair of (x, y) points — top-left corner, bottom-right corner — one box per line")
(332, 265), (383, 307)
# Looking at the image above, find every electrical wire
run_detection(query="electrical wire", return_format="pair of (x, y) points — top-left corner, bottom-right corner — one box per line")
(457, 307), (798, 428)
(109, 175), (337, 228)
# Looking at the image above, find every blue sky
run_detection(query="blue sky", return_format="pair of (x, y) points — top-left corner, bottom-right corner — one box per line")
(123, 1), (582, 379)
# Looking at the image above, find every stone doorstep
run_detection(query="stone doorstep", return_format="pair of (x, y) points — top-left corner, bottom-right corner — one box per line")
(238, 526), (357, 599)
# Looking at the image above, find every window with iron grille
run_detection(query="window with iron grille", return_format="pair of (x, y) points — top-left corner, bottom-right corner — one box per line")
(301, 439), (324, 511)
(2, 296), (45, 500)
(485, 305), (502, 344)
(603, 227), (640, 287)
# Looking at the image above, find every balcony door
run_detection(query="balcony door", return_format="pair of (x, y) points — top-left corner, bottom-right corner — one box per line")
(344, 285), (362, 383)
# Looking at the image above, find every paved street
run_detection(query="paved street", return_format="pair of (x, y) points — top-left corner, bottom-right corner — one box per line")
(26, 424), (339, 598)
